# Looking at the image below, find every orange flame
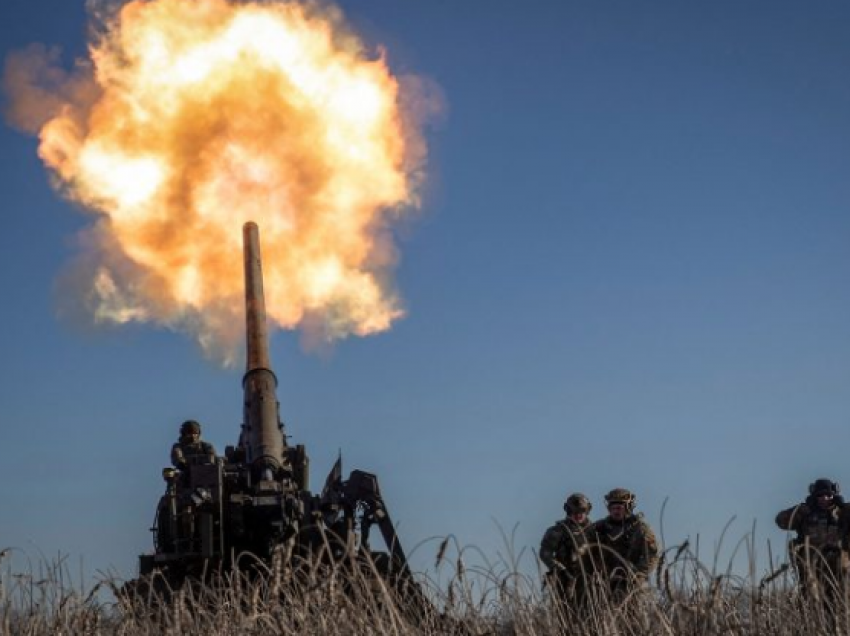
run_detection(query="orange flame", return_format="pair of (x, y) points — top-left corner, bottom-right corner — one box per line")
(8, 0), (434, 363)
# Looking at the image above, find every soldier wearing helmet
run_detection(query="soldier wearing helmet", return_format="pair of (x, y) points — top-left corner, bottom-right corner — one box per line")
(776, 478), (850, 598)
(540, 493), (595, 608)
(590, 488), (658, 598)
(171, 420), (217, 469)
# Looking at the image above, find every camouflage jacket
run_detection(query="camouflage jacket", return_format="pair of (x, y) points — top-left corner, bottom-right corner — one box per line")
(540, 518), (594, 576)
(591, 514), (659, 578)
(776, 499), (850, 552)
(171, 440), (216, 469)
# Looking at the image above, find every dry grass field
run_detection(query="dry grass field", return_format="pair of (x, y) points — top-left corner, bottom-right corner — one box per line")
(1, 541), (848, 636)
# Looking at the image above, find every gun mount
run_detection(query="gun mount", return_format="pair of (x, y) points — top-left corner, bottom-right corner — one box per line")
(132, 222), (423, 608)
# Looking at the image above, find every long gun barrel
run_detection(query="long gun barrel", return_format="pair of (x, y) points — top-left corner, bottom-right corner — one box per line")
(241, 221), (286, 476)
(134, 222), (429, 612)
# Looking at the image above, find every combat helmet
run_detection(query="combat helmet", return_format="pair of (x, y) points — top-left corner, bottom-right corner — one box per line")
(604, 488), (636, 512)
(180, 420), (202, 436)
(809, 478), (840, 497)
(564, 493), (592, 515)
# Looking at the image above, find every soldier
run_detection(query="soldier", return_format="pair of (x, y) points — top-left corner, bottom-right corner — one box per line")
(591, 488), (658, 600)
(171, 419), (217, 469)
(776, 478), (850, 600)
(540, 493), (595, 608)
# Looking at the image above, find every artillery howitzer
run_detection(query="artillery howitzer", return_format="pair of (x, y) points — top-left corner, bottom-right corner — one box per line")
(129, 222), (426, 610)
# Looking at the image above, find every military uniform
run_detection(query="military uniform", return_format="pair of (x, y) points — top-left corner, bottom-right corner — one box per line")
(541, 517), (593, 573)
(540, 493), (595, 610)
(171, 420), (217, 469)
(590, 488), (658, 599)
(541, 517), (595, 594)
(776, 479), (850, 598)
(171, 439), (216, 468)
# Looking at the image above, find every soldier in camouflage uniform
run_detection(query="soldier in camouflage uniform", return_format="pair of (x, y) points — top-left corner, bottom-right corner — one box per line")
(540, 493), (595, 608)
(591, 488), (658, 600)
(776, 478), (850, 601)
(171, 420), (217, 470)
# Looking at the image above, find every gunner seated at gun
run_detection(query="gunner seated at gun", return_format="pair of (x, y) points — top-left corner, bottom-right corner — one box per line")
(171, 420), (217, 469)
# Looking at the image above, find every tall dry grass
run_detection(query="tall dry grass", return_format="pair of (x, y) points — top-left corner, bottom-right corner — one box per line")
(1, 538), (849, 635)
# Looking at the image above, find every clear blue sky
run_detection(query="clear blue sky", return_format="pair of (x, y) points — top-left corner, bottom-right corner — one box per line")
(2, 0), (850, 582)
